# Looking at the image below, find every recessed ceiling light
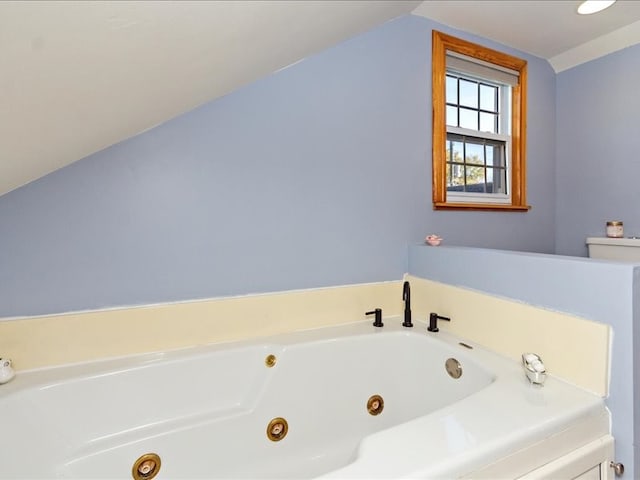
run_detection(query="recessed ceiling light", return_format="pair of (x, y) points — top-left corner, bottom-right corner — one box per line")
(577, 0), (616, 15)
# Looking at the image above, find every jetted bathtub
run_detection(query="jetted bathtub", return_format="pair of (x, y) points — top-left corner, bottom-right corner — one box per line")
(0, 320), (609, 479)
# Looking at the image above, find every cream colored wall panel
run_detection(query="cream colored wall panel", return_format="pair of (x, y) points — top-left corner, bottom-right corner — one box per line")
(0, 281), (402, 371)
(0, 275), (610, 398)
(405, 275), (609, 396)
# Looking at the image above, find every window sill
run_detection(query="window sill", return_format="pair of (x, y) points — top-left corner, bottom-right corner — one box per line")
(433, 202), (531, 212)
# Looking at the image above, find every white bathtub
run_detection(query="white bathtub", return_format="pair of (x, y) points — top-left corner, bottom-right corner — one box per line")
(0, 320), (608, 479)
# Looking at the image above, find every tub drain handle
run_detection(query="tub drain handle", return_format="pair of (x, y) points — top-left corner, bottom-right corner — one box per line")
(428, 313), (450, 332)
(610, 461), (624, 476)
(366, 308), (383, 327)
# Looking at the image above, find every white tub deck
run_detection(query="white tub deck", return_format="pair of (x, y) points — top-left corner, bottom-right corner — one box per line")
(0, 319), (608, 479)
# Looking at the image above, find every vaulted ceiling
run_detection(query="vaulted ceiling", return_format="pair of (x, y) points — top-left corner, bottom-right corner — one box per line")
(3, 0), (640, 197)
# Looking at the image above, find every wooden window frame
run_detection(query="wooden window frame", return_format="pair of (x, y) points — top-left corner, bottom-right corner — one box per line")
(432, 30), (530, 211)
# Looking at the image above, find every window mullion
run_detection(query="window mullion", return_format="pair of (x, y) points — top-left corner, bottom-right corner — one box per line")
(483, 141), (487, 193)
(476, 81), (481, 136)
(447, 125), (508, 142)
(462, 140), (467, 190)
(456, 78), (461, 127)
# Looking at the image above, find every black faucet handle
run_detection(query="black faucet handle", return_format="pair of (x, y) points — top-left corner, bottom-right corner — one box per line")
(428, 312), (451, 332)
(366, 308), (383, 328)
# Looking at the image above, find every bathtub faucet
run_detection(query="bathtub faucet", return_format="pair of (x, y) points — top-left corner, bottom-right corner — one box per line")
(402, 281), (413, 327)
(428, 312), (450, 332)
(366, 308), (384, 328)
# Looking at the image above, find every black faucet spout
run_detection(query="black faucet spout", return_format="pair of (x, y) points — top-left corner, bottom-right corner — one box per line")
(402, 281), (413, 327)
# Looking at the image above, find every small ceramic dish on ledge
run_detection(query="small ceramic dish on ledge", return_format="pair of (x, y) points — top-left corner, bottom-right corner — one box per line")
(425, 235), (442, 246)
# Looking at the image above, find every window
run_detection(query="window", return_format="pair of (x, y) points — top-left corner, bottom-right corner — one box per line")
(432, 31), (529, 211)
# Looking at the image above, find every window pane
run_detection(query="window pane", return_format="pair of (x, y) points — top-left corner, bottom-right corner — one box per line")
(480, 84), (497, 111)
(450, 140), (463, 163)
(479, 112), (497, 133)
(446, 106), (458, 127)
(488, 167), (507, 194)
(459, 79), (478, 108)
(446, 133), (508, 194)
(486, 143), (505, 167)
(465, 143), (484, 165)
(466, 167), (485, 192)
(486, 168), (495, 193)
(446, 76), (458, 104)
(448, 164), (465, 187)
(459, 108), (478, 130)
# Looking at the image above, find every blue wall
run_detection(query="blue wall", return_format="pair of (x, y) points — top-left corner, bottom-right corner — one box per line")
(409, 244), (639, 479)
(0, 15), (557, 318)
(554, 33), (640, 479)
(556, 43), (640, 256)
(0, 7), (637, 474)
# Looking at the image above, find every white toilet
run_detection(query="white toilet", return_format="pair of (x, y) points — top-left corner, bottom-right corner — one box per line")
(586, 237), (640, 262)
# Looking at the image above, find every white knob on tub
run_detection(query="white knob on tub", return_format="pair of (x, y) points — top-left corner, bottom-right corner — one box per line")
(0, 358), (16, 385)
(522, 353), (547, 385)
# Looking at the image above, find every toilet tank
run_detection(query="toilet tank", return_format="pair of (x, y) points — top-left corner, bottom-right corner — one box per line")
(586, 237), (640, 262)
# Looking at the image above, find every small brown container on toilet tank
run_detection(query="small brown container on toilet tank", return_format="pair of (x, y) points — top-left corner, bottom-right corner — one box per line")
(606, 221), (623, 238)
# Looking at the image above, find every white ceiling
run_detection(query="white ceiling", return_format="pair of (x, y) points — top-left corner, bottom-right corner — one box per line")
(413, 0), (640, 70)
(2, 0), (640, 197)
